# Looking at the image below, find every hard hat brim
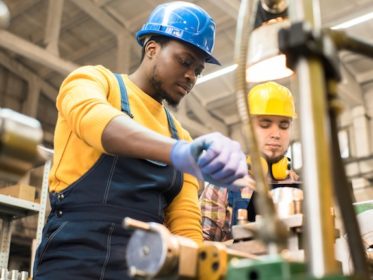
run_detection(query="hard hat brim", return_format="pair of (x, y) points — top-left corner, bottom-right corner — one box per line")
(136, 31), (221, 66)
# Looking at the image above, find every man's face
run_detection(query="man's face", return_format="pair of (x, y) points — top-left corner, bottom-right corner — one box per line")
(148, 40), (206, 106)
(253, 115), (292, 163)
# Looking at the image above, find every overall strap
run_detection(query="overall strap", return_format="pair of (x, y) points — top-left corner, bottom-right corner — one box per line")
(228, 190), (242, 207)
(114, 73), (179, 140)
(114, 73), (133, 118)
(164, 108), (179, 140)
(228, 190), (250, 225)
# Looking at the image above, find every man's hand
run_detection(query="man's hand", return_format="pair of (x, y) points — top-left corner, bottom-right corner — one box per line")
(170, 132), (248, 188)
(288, 170), (300, 181)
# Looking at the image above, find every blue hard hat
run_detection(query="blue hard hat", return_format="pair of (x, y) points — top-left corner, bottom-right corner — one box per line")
(136, 1), (220, 65)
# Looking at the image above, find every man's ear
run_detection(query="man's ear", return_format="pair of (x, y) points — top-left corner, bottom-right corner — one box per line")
(144, 40), (158, 59)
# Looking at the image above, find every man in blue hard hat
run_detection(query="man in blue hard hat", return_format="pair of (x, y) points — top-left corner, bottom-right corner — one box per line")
(33, 2), (248, 280)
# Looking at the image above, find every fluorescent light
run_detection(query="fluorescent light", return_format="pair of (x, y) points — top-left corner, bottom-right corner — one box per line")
(196, 64), (237, 85)
(331, 12), (373, 30)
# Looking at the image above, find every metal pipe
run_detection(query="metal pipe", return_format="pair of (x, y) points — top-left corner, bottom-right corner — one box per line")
(328, 29), (373, 59)
(288, 0), (339, 277)
(123, 217), (152, 231)
(234, 0), (288, 250)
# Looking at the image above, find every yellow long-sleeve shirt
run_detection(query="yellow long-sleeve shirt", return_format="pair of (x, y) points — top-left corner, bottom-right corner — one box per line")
(49, 65), (202, 242)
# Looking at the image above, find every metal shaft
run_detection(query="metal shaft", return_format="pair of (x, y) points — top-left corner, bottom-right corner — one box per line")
(288, 0), (339, 277)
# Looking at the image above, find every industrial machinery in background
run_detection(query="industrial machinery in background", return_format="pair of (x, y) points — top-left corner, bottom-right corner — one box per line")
(125, 0), (373, 279)
(0, 108), (43, 184)
(0, 2), (50, 276)
(0, 0), (43, 184)
(0, 108), (45, 277)
(0, 268), (28, 280)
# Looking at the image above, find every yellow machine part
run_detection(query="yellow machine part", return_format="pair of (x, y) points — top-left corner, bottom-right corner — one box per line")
(198, 242), (228, 280)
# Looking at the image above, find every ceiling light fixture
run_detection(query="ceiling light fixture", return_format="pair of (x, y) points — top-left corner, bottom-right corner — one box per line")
(331, 11), (373, 30)
(196, 64), (237, 85)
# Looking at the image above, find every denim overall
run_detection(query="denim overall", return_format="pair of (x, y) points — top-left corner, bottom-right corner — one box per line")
(33, 74), (183, 280)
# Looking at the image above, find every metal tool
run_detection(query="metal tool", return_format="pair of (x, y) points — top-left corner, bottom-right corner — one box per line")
(123, 218), (257, 280)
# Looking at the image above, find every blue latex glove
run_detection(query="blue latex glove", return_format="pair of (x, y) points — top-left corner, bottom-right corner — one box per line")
(170, 132), (248, 188)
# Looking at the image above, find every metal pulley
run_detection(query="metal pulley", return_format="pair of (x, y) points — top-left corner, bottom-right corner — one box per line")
(125, 226), (180, 278)
(124, 217), (199, 279)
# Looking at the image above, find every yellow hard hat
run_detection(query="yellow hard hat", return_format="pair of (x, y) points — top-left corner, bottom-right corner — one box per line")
(248, 82), (296, 118)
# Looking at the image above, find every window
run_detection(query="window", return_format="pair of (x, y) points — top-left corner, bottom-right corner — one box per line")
(287, 141), (302, 170)
(338, 129), (350, 159)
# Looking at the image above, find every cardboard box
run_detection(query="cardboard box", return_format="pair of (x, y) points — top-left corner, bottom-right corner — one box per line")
(0, 183), (36, 202)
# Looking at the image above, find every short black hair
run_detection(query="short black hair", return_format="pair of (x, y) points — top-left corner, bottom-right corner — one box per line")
(140, 36), (171, 62)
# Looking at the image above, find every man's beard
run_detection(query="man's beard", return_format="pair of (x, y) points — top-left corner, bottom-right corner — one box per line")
(263, 153), (286, 164)
(150, 67), (179, 107)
